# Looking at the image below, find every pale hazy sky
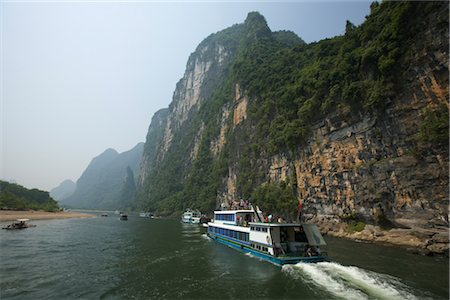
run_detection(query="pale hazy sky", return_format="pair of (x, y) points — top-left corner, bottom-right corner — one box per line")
(1, 1), (371, 191)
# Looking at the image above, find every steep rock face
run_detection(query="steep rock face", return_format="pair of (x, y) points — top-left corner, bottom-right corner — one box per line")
(138, 5), (448, 253)
(160, 35), (237, 155)
(139, 108), (169, 186)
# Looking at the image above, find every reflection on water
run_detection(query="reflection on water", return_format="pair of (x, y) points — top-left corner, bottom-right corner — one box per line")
(0, 216), (448, 299)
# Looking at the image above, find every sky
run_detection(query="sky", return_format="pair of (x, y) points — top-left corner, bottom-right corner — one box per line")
(1, 0), (371, 191)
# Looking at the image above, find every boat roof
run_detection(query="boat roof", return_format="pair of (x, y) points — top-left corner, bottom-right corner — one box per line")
(249, 222), (327, 246)
(249, 222), (305, 227)
(16, 219), (29, 222)
(214, 210), (254, 214)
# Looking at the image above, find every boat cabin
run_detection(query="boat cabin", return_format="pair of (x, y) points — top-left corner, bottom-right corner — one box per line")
(213, 210), (259, 226)
(249, 223), (326, 257)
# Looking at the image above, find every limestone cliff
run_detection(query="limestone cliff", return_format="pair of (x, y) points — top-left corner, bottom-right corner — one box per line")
(138, 4), (448, 254)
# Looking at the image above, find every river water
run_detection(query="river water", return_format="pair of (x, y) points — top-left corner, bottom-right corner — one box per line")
(0, 214), (448, 299)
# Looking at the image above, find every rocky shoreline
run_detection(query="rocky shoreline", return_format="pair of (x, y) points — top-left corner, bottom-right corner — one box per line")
(308, 214), (449, 257)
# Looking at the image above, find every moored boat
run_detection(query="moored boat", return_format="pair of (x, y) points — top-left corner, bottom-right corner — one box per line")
(181, 209), (201, 224)
(207, 208), (329, 266)
(2, 219), (37, 230)
(139, 212), (152, 218)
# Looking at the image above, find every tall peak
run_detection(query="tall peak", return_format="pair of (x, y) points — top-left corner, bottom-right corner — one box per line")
(245, 11), (268, 27)
(243, 11), (271, 41)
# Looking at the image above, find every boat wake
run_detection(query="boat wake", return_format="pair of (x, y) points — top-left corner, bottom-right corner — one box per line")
(283, 262), (423, 300)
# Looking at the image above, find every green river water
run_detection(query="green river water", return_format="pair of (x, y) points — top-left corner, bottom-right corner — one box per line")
(0, 213), (448, 299)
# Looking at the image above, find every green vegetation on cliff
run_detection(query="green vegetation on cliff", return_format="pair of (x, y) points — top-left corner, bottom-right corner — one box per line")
(235, 2), (444, 155)
(0, 181), (59, 211)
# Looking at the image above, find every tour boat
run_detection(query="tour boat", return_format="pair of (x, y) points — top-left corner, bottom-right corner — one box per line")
(181, 209), (201, 224)
(207, 209), (329, 266)
(2, 219), (37, 230)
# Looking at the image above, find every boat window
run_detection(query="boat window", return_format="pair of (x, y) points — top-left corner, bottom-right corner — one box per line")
(256, 227), (261, 231)
(215, 214), (235, 221)
(262, 228), (268, 232)
(294, 226), (308, 243)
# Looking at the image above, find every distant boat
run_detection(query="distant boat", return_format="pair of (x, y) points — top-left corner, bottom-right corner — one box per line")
(119, 214), (128, 221)
(101, 213), (108, 217)
(2, 219), (37, 230)
(181, 209), (201, 224)
(139, 212), (152, 218)
(114, 210), (120, 215)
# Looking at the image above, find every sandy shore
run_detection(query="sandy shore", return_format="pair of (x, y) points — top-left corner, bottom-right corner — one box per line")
(0, 210), (95, 222)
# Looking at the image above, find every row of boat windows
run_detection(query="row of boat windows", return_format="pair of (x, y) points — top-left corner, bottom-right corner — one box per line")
(209, 226), (249, 242)
(250, 226), (268, 232)
(215, 214), (235, 221)
(251, 243), (269, 253)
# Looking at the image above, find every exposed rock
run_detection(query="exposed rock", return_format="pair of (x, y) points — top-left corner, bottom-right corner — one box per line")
(210, 106), (230, 156)
(426, 242), (449, 255)
(233, 84), (248, 127)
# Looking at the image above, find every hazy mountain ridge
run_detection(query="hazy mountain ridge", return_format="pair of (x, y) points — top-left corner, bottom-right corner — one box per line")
(61, 143), (144, 209)
(50, 179), (76, 201)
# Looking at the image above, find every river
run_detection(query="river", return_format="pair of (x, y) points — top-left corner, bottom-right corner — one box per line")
(0, 214), (448, 299)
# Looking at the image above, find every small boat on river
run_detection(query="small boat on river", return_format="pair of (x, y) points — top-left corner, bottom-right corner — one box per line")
(139, 212), (152, 218)
(2, 219), (37, 230)
(181, 209), (201, 224)
(119, 214), (128, 221)
(207, 207), (329, 266)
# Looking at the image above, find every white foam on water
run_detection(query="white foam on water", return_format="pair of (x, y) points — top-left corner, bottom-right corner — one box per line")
(284, 263), (368, 300)
(201, 233), (211, 241)
(283, 262), (419, 300)
(319, 262), (418, 300)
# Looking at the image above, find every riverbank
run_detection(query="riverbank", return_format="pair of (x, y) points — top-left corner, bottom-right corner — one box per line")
(309, 214), (449, 256)
(0, 210), (95, 222)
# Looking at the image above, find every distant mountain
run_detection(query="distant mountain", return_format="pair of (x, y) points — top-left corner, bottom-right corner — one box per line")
(50, 179), (76, 201)
(61, 143), (144, 209)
